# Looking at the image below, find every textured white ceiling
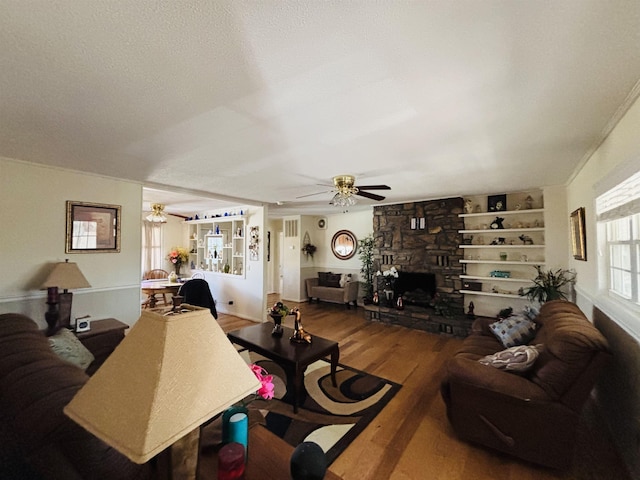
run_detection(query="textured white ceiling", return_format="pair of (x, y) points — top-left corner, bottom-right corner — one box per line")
(2, 1), (640, 217)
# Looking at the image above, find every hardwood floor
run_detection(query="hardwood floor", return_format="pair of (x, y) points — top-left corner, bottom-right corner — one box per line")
(216, 296), (631, 480)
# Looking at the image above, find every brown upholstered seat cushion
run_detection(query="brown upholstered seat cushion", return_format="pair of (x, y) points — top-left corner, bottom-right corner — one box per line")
(527, 301), (609, 401)
(0, 313), (151, 480)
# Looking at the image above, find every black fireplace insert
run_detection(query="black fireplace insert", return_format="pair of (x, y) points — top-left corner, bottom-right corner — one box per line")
(394, 271), (437, 307)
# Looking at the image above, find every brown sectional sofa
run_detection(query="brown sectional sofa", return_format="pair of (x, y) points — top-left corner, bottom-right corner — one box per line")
(0, 313), (152, 480)
(305, 272), (359, 309)
(440, 300), (610, 469)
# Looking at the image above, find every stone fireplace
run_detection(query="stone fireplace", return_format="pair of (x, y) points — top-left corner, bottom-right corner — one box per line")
(368, 197), (469, 334)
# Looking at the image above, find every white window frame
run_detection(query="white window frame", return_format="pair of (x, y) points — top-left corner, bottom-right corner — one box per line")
(596, 167), (640, 312)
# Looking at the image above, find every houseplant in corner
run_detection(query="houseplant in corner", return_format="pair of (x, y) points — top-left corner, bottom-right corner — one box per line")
(521, 265), (577, 303)
(357, 234), (375, 304)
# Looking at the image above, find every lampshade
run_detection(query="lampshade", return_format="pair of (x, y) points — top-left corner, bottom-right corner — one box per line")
(64, 307), (261, 464)
(146, 203), (167, 223)
(40, 259), (91, 291)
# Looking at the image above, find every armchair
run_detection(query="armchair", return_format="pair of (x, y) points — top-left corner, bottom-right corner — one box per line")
(440, 300), (610, 469)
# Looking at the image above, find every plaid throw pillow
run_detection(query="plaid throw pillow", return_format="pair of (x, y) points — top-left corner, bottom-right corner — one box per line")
(489, 315), (537, 348)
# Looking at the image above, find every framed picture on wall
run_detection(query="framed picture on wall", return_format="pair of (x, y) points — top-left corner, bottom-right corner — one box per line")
(66, 201), (121, 253)
(488, 194), (507, 212)
(570, 207), (587, 261)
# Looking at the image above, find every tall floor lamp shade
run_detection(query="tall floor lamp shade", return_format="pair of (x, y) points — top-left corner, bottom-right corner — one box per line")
(64, 307), (260, 476)
(40, 259), (91, 330)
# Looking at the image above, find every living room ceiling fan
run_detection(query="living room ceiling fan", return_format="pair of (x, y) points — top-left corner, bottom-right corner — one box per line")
(297, 175), (391, 207)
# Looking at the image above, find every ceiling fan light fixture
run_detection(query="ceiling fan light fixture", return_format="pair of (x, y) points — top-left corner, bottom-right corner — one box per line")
(331, 175), (358, 207)
(331, 191), (357, 207)
(146, 203), (167, 223)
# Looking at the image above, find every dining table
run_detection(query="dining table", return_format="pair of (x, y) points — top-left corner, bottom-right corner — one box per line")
(141, 280), (183, 308)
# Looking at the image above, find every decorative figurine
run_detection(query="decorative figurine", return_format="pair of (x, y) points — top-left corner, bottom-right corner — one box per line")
(290, 308), (312, 344)
(396, 295), (404, 310)
(467, 301), (476, 319)
(490, 217), (505, 229)
(519, 234), (534, 245)
(525, 195), (534, 209)
(372, 291), (379, 305)
(464, 199), (474, 214)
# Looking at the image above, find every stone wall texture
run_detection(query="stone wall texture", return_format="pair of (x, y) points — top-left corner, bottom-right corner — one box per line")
(373, 197), (465, 308)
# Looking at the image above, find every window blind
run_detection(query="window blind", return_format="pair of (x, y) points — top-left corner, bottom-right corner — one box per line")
(596, 169), (640, 221)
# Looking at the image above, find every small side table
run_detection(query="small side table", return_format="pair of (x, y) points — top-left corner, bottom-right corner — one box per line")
(76, 318), (128, 374)
(197, 424), (343, 479)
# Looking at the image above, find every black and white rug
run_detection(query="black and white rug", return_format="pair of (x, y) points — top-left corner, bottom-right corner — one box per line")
(241, 352), (401, 465)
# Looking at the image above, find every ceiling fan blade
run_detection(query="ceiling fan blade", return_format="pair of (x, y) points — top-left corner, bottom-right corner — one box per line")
(357, 190), (386, 201)
(355, 184), (391, 190)
(296, 189), (333, 199)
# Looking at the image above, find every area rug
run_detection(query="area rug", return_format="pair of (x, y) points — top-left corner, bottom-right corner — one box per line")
(222, 351), (401, 465)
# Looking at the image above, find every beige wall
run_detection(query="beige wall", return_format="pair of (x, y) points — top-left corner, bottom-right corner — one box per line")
(0, 157), (143, 326)
(1, 158), (269, 325)
(277, 210), (374, 303)
(567, 95), (640, 335)
(566, 95), (640, 477)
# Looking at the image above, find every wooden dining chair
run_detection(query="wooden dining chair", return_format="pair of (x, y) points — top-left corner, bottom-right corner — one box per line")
(143, 269), (170, 307)
(144, 269), (169, 280)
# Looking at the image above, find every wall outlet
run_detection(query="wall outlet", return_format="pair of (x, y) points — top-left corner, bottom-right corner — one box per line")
(228, 300), (234, 305)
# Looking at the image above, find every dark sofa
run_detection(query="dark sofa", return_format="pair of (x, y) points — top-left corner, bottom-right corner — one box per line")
(440, 300), (610, 469)
(0, 313), (152, 480)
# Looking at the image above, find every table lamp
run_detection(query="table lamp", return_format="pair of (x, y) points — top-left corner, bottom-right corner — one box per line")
(64, 306), (260, 479)
(41, 259), (91, 331)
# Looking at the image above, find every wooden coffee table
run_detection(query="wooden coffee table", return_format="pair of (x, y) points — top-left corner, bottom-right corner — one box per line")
(227, 322), (339, 413)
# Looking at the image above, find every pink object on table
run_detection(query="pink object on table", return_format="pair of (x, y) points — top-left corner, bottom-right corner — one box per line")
(218, 442), (245, 480)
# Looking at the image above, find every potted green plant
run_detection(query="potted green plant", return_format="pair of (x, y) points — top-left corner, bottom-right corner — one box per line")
(521, 265), (576, 303)
(301, 243), (317, 258)
(358, 234), (375, 304)
(268, 301), (290, 337)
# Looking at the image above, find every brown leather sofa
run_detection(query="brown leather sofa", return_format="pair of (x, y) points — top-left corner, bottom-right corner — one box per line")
(0, 313), (152, 479)
(440, 300), (610, 469)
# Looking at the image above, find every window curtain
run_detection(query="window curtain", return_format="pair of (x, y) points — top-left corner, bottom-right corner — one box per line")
(142, 221), (163, 278)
